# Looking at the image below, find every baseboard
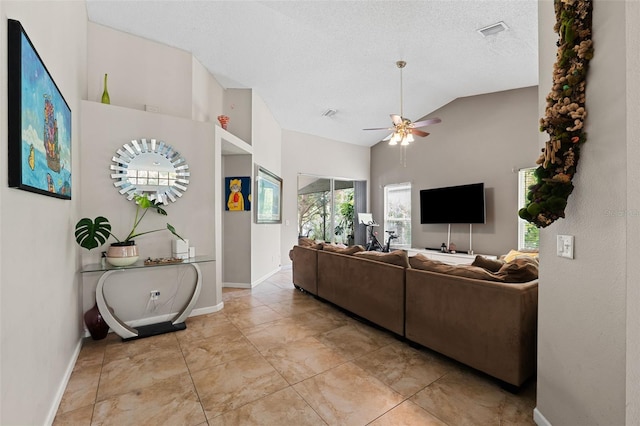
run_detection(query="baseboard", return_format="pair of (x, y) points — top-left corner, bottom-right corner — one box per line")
(223, 282), (252, 289)
(46, 337), (83, 425)
(190, 303), (224, 316)
(223, 267), (283, 289)
(252, 266), (281, 286)
(533, 407), (552, 426)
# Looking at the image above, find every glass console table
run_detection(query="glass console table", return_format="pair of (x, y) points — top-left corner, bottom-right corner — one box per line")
(81, 256), (214, 341)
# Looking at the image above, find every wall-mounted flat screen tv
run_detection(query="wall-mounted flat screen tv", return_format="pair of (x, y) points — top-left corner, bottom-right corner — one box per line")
(420, 183), (486, 224)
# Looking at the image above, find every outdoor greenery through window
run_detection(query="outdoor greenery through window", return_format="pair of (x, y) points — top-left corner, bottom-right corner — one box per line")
(384, 183), (411, 247)
(297, 177), (355, 245)
(518, 168), (540, 250)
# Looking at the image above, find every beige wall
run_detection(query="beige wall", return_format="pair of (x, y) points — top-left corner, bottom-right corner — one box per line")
(370, 86), (539, 256)
(535, 1), (628, 424)
(280, 130), (371, 265)
(626, 1), (640, 422)
(0, 1), (88, 424)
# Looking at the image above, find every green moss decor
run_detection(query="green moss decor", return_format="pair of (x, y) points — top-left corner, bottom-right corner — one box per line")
(519, 0), (593, 228)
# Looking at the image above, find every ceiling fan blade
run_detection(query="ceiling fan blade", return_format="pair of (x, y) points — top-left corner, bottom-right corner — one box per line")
(363, 126), (394, 131)
(410, 117), (442, 128)
(410, 129), (430, 138)
(390, 114), (403, 126)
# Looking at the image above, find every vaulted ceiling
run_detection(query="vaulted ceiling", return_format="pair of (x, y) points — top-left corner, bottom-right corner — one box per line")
(86, 0), (538, 147)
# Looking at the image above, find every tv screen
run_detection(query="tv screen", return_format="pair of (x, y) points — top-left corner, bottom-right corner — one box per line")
(420, 183), (486, 224)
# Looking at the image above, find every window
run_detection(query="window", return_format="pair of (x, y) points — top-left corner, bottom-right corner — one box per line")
(518, 168), (539, 250)
(384, 183), (411, 247)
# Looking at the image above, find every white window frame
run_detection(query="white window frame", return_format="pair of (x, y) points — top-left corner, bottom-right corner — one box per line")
(518, 167), (540, 250)
(383, 182), (412, 248)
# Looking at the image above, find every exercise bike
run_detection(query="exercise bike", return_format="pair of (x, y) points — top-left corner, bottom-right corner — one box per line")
(365, 225), (399, 253)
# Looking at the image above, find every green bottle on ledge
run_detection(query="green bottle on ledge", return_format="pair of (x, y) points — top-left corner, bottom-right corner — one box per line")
(101, 73), (110, 104)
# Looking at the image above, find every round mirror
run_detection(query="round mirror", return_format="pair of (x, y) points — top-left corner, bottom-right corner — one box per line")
(110, 138), (190, 204)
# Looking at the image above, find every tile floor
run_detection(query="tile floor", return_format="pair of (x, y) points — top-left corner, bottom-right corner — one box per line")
(53, 268), (536, 425)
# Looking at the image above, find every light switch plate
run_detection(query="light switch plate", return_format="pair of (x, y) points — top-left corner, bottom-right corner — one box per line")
(557, 235), (574, 259)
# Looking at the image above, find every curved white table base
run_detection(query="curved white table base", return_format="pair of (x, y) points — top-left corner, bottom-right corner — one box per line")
(95, 262), (202, 340)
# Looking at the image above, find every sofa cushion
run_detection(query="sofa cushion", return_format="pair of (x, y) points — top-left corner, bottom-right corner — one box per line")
(298, 237), (323, 250)
(503, 249), (539, 263)
(471, 255), (505, 272)
(353, 250), (410, 268)
(409, 254), (503, 281)
(322, 244), (365, 255)
(496, 257), (539, 282)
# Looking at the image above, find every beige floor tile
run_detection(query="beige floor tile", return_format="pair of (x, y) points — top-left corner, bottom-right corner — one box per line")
(92, 372), (205, 426)
(242, 317), (318, 351)
(290, 309), (351, 335)
(177, 313), (238, 344)
(262, 336), (347, 384)
(315, 323), (396, 360)
(293, 362), (404, 425)
(267, 296), (327, 317)
(208, 387), (326, 426)
(411, 369), (506, 426)
(53, 404), (94, 426)
(369, 400), (448, 426)
(225, 304), (284, 330)
(353, 341), (452, 397)
(56, 269), (536, 425)
(222, 294), (265, 313)
(57, 363), (101, 414)
(191, 354), (289, 419)
(181, 328), (260, 373)
(103, 332), (180, 363)
(97, 344), (188, 401)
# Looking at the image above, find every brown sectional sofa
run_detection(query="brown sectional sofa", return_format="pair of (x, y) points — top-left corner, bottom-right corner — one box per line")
(289, 242), (538, 387)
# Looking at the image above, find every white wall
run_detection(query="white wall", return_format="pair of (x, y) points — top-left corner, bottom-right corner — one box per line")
(251, 92), (283, 282)
(88, 22), (192, 119)
(192, 56), (224, 123)
(535, 1), (628, 424)
(280, 130), (371, 265)
(0, 2), (87, 424)
(80, 102), (217, 319)
(370, 87), (539, 256)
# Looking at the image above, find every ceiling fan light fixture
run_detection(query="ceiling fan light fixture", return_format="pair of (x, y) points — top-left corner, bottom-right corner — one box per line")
(477, 21), (509, 37)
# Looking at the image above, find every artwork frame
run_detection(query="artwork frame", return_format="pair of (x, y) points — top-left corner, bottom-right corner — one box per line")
(255, 165), (282, 224)
(225, 176), (251, 211)
(8, 19), (72, 200)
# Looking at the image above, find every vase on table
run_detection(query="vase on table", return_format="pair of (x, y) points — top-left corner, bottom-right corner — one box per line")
(106, 241), (139, 267)
(84, 302), (109, 340)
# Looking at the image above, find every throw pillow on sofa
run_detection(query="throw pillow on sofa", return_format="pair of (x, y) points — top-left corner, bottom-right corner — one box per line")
(503, 249), (539, 263)
(496, 257), (539, 282)
(298, 237), (323, 250)
(353, 250), (410, 268)
(322, 244), (365, 255)
(409, 254), (503, 281)
(471, 255), (505, 272)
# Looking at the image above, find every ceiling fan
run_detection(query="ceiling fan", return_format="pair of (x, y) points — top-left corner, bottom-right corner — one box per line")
(364, 60), (441, 146)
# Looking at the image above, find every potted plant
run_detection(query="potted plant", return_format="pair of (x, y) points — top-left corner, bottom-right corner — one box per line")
(75, 193), (183, 266)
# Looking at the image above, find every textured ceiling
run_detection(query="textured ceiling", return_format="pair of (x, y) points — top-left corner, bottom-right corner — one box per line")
(86, 0), (538, 147)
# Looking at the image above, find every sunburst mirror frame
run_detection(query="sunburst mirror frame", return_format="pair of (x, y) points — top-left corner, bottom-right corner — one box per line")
(110, 138), (190, 205)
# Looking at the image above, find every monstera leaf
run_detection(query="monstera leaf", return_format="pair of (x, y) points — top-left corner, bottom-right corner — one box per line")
(75, 216), (112, 250)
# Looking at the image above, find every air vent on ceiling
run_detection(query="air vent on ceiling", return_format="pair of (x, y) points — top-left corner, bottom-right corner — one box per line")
(322, 109), (337, 117)
(477, 21), (509, 37)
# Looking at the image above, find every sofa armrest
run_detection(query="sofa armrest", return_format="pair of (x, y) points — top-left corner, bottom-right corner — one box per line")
(291, 245), (318, 295)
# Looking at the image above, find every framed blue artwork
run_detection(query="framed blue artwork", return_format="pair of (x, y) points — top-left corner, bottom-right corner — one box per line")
(8, 19), (72, 199)
(225, 176), (251, 211)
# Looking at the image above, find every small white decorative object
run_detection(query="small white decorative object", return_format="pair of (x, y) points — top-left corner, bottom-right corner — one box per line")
(172, 239), (189, 260)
